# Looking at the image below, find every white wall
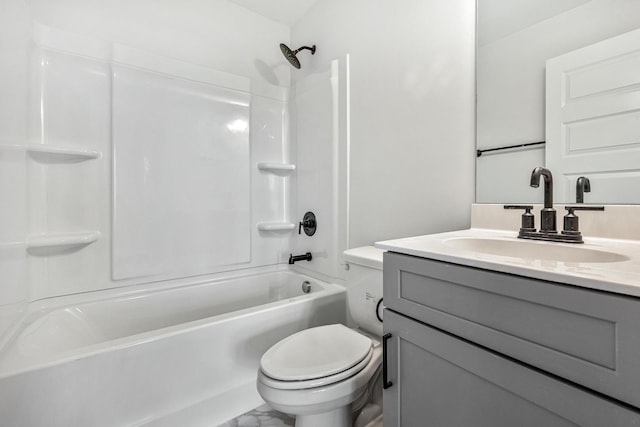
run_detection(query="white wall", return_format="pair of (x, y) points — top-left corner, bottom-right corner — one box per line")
(292, 0), (476, 250)
(26, 0), (291, 87)
(477, 0), (640, 203)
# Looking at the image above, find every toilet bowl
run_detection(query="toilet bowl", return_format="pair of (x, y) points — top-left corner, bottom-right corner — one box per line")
(257, 246), (384, 427)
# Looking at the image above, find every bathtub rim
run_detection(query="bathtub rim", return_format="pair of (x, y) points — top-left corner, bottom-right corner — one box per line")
(0, 264), (300, 350)
(0, 266), (346, 378)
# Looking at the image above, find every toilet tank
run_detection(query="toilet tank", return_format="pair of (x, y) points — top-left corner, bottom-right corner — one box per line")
(343, 246), (384, 337)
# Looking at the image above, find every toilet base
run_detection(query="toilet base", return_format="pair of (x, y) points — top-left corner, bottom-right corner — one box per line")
(296, 406), (351, 427)
(256, 334), (383, 427)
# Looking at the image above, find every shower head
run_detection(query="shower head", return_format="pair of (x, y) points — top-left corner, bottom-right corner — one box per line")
(279, 43), (316, 69)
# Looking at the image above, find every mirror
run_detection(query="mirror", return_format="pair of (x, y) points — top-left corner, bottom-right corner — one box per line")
(476, 0), (640, 204)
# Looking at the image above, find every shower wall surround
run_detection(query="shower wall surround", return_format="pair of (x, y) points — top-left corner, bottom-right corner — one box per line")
(0, 0), (31, 342)
(112, 65), (251, 280)
(0, 0), (307, 345)
(290, 58), (350, 282)
(24, 25), (293, 300)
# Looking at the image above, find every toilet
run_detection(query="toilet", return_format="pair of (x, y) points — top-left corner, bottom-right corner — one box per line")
(256, 246), (384, 427)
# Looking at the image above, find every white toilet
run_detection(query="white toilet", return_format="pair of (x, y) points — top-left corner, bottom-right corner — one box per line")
(256, 246), (384, 427)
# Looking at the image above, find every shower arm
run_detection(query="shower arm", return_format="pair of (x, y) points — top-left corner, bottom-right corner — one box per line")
(293, 45), (316, 55)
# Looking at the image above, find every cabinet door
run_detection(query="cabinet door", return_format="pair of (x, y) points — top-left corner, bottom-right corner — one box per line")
(383, 309), (640, 427)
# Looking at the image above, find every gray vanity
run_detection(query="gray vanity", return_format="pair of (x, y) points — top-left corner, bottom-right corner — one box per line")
(377, 216), (640, 426)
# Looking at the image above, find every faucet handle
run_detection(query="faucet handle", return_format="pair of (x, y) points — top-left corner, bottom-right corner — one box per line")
(504, 205), (535, 232)
(564, 205), (605, 212)
(562, 206), (605, 236)
(504, 205), (533, 210)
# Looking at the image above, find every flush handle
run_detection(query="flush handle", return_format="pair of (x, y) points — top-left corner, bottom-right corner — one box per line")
(383, 333), (393, 389)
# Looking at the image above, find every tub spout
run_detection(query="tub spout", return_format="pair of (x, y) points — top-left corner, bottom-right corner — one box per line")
(289, 252), (312, 264)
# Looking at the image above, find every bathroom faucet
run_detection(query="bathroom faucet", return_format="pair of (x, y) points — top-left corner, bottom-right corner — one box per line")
(576, 176), (591, 203)
(505, 167), (604, 244)
(530, 167), (556, 233)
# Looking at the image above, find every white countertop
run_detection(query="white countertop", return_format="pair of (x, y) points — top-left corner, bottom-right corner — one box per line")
(376, 228), (640, 298)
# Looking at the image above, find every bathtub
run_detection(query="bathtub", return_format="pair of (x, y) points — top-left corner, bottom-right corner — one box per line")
(0, 269), (346, 426)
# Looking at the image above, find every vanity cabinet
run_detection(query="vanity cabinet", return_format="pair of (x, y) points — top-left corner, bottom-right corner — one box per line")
(382, 252), (640, 426)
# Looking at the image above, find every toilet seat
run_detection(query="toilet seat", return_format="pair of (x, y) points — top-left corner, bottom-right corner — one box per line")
(259, 347), (373, 390)
(259, 324), (373, 390)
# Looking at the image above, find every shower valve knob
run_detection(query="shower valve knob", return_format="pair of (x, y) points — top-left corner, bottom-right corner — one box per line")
(298, 211), (317, 236)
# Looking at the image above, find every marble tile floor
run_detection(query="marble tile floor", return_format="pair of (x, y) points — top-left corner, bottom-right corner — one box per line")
(216, 404), (294, 427)
(216, 403), (384, 427)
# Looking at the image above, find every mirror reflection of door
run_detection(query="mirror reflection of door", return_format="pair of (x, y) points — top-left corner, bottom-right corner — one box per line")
(546, 28), (640, 204)
(476, 0), (640, 204)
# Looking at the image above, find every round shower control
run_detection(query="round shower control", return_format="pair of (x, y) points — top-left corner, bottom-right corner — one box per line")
(299, 211), (317, 236)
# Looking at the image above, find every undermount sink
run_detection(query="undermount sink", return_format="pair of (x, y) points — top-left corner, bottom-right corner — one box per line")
(443, 237), (630, 263)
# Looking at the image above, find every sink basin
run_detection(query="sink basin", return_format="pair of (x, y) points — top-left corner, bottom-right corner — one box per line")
(443, 237), (629, 263)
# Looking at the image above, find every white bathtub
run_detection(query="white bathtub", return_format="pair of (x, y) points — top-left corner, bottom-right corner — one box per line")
(0, 269), (346, 426)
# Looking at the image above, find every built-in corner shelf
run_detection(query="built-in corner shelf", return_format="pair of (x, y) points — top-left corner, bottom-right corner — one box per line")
(26, 145), (101, 163)
(257, 162), (296, 174)
(0, 143), (101, 163)
(256, 222), (296, 232)
(26, 231), (101, 254)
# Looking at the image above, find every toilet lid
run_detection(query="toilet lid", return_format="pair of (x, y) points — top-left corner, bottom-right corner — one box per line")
(260, 324), (373, 381)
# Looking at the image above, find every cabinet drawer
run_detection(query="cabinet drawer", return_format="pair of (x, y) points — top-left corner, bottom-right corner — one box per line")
(383, 309), (640, 427)
(383, 251), (640, 409)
